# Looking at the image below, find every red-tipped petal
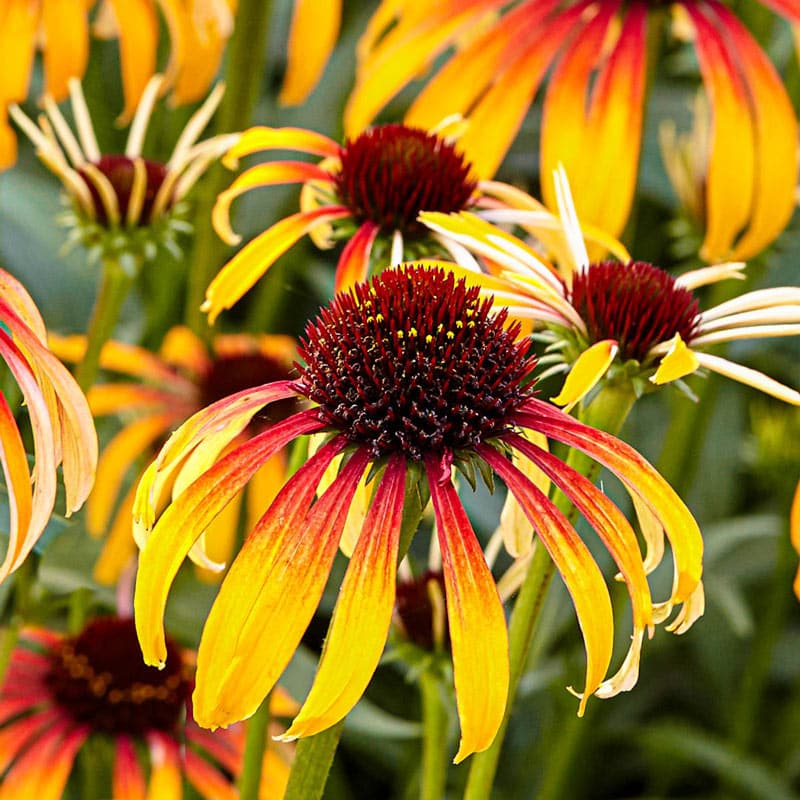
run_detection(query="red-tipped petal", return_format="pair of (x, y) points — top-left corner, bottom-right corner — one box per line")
(334, 221), (380, 294)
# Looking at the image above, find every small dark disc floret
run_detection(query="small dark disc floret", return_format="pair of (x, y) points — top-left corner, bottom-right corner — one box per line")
(335, 124), (477, 235)
(46, 617), (190, 736)
(78, 154), (169, 226)
(295, 265), (536, 460)
(569, 261), (701, 362)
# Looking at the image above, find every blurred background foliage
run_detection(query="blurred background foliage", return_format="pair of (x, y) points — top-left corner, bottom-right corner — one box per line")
(0, 0), (799, 798)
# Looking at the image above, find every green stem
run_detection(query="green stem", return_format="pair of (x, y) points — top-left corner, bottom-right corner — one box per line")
(67, 586), (93, 635)
(75, 255), (134, 392)
(0, 555), (37, 689)
(464, 381), (637, 800)
(284, 720), (345, 800)
(239, 693), (271, 800)
(420, 670), (449, 800)
(729, 523), (796, 750)
(184, 0), (274, 337)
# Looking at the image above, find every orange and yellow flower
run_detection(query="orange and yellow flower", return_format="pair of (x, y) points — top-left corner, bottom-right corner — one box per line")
(348, 0), (798, 261)
(420, 170), (800, 410)
(134, 264), (702, 763)
(50, 325), (296, 586)
(0, 267), (97, 585)
(0, 616), (294, 799)
(205, 120), (600, 323)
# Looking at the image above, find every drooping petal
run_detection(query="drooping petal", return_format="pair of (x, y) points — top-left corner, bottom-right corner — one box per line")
(202, 206), (351, 324)
(280, 455), (405, 739)
(494, 429), (549, 558)
(42, 0), (89, 101)
(213, 161), (335, 245)
(113, 736), (147, 800)
(514, 399), (703, 605)
(279, 0), (341, 105)
(0, 392), (33, 573)
(702, 0), (798, 260)
(222, 126), (341, 169)
(551, 340), (619, 411)
(506, 432), (653, 635)
(334, 221), (380, 294)
(134, 410), (324, 668)
(93, 479), (139, 586)
(107, 0), (159, 124)
(479, 443), (614, 714)
(426, 454), (508, 763)
(193, 444), (369, 730)
(0, 0), (38, 104)
(542, 2), (647, 239)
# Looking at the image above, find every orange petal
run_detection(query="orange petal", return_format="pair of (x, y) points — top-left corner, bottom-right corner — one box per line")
(516, 400), (703, 604)
(134, 410), (323, 668)
(213, 161), (334, 245)
(281, 456), (406, 739)
(42, 0), (89, 101)
(93, 479), (139, 586)
(193, 444), (369, 729)
(479, 443), (613, 715)
(202, 206), (351, 324)
(334, 221), (380, 293)
(0, 0), (38, 102)
(108, 0), (159, 124)
(223, 126), (340, 169)
(185, 749), (238, 800)
(426, 454), (509, 763)
(279, 0), (341, 106)
(113, 736), (147, 800)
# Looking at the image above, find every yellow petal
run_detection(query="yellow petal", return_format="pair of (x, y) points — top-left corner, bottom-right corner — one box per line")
(552, 340), (618, 412)
(279, 0), (341, 106)
(791, 481), (800, 601)
(42, 0), (89, 101)
(650, 333), (700, 385)
(280, 456), (405, 739)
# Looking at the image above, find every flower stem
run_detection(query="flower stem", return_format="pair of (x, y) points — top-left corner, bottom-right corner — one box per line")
(184, 0), (274, 338)
(239, 693), (271, 800)
(75, 254), (135, 392)
(464, 381), (637, 800)
(420, 670), (449, 800)
(284, 720), (345, 800)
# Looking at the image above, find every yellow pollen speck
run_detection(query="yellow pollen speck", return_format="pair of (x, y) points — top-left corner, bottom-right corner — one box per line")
(446, 331), (455, 340)
(409, 327), (418, 337)
(467, 321), (475, 328)
(425, 335), (433, 343)
(456, 320), (463, 328)
(437, 323), (444, 333)
(376, 313), (384, 323)
(397, 330), (404, 339)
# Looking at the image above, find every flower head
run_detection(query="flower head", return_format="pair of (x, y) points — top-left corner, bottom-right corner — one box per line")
(0, 268), (97, 585)
(348, 0), (798, 260)
(50, 325), (296, 585)
(135, 264), (702, 763)
(421, 172), (800, 409)
(204, 120), (553, 322)
(10, 76), (238, 265)
(0, 617), (294, 798)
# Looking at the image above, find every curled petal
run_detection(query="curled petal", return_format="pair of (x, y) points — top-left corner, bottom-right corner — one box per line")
(280, 455), (406, 739)
(426, 454), (509, 762)
(479, 443), (612, 715)
(222, 126), (340, 169)
(193, 444), (369, 729)
(213, 161), (334, 246)
(334, 222), (380, 294)
(694, 352), (800, 406)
